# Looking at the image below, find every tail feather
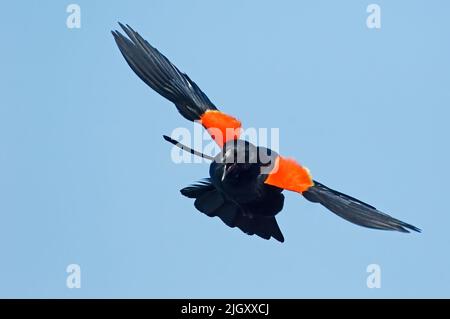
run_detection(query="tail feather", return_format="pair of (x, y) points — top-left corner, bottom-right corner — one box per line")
(303, 181), (421, 233)
(112, 23), (217, 121)
(181, 180), (285, 242)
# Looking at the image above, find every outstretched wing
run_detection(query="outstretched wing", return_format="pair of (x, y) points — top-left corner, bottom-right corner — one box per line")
(303, 180), (421, 233)
(112, 23), (241, 146)
(263, 156), (420, 233)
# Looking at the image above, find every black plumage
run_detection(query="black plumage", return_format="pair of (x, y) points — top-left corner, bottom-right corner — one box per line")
(112, 23), (420, 242)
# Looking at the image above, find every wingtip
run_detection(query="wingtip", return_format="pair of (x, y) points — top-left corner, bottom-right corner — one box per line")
(408, 225), (422, 233)
(118, 21), (127, 31)
(396, 224), (421, 234)
(400, 221), (421, 233)
(116, 22), (137, 35)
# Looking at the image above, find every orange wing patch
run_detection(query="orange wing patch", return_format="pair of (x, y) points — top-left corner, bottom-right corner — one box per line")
(264, 156), (314, 193)
(199, 110), (241, 147)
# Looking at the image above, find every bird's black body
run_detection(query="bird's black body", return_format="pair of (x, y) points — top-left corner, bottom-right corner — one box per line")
(210, 140), (280, 208)
(112, 23), (421, 242)
(180, 140), (286, 241)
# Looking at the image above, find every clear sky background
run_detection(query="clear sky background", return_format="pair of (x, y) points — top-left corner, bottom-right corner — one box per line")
(0, 1), (449, 298)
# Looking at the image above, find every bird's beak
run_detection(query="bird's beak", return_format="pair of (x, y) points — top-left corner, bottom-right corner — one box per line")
(221, 163), (235, 181)
(221, 167), (227, 181)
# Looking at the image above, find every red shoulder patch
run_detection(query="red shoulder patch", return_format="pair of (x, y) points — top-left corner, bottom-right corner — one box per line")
(264, 156), (314, 193)
(199, 110), (241, 147)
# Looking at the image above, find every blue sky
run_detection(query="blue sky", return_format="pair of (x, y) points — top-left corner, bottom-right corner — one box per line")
(0, 1), (449, 298)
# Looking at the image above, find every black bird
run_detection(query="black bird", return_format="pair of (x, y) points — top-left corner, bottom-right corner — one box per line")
(112, 23), (420, 242)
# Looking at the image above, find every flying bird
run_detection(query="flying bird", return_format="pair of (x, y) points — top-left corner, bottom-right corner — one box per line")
(112, 23), (420, 242)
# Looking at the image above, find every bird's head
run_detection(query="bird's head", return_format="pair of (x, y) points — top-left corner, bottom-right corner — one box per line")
(214, 140), (278, 182)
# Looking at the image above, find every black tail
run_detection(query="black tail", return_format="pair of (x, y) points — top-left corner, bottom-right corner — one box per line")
(112, 23), (217, 121)
(181, 179), (285, 242)
(303, 181), (421, 233)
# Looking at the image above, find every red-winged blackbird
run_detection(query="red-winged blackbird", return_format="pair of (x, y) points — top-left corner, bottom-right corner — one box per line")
(112, 23), (420, 242)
